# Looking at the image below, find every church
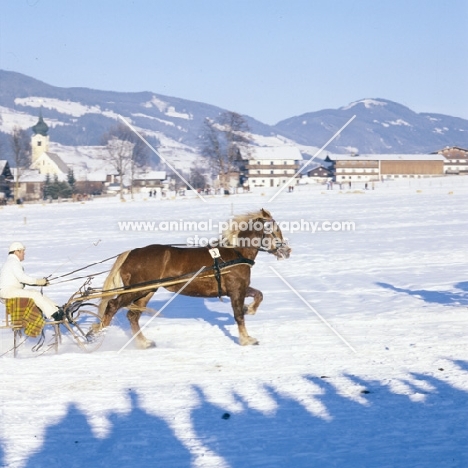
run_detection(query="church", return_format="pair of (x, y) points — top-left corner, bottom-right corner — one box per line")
(30, 112), (69, 179)
(10, 113), (71, 202)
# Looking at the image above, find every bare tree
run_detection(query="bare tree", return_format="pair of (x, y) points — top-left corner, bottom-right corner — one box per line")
(200, 111), (251, 192)
(10, 126), (31, 201)
(101, 123), (149, 200)
(189, 164), (208, 191)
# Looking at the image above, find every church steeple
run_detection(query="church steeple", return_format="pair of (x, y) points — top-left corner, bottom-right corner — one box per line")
(32, 109), (49, 136)
(31, 109), (50, 163)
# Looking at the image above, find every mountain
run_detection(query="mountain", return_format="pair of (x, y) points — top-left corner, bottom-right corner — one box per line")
(0, 70), (467, 166)
(0, 70), (276, 168)
(273, 98), (468, 154)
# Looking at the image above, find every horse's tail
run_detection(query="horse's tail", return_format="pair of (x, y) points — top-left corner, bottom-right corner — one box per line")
(98, 250), (131, 318)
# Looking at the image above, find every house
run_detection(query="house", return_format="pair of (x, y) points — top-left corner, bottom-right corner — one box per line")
(237, 145), (302, 188)
(11, 169), (44, 202)
(29, 112), (69, 180)
(432, 146), (468, 174)
(326, 154), (445, 182)
(0, 160), (13, 202)
(132, 171), (167, 193)
(74, 172), (107, 196)
(306, 165), (334, 182)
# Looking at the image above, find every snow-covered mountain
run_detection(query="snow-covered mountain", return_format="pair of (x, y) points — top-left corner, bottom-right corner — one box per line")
(0, 70), (467, 166)
(274, 98), (468, 154)
(0, 70), (278, 169)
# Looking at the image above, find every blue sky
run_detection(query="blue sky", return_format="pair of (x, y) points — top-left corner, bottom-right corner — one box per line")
(0, 0), (467, 124)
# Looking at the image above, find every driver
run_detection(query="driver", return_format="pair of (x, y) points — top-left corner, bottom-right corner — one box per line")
(0, 242), (63, 321)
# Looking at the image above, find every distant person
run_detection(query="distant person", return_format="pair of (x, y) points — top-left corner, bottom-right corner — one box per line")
(0, 242), (63, 321)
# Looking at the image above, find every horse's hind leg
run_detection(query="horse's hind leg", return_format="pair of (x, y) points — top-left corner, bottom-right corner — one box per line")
(243, 286), (263, 315)
(127, 290), (156, 349)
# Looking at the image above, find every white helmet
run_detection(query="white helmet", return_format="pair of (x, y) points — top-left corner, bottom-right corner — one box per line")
(9, 242), (25, 253)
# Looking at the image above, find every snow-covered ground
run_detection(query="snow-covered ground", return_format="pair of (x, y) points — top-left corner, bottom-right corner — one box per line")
(1, 176), (468, 467)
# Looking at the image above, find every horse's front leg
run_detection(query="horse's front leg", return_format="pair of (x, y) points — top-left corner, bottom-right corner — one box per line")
(127, 291), (156, 349)
(232, 292), (259, 346)
(243, 286), (263, 315)
(102, 297), (122, 328)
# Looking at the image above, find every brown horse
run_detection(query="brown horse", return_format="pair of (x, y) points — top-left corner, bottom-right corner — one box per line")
(98, 208), (291, 348)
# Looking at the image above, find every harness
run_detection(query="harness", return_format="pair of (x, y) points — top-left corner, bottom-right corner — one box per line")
(209, 247), (255, 298)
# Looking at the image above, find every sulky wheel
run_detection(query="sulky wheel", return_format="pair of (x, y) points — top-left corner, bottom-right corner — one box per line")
(63, 302), (105, 352)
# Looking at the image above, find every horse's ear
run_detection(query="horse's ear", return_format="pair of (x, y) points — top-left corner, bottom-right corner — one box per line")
(261, 208), (272, 219)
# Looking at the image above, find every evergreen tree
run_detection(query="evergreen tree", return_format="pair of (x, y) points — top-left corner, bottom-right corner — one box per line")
(67, 169), (76, 193)
(43, 174), (52, 199)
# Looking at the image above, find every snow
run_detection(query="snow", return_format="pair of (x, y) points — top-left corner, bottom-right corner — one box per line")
(15, 97), (102, 118)
(143, 96), (169, 112)
(165, 107), (192, 120)
(387, 119), (412, 127)
(1, 176), (468, 467)
(342, 99), (387, 111)
(142, 96), (192, 120)
(14, 97), (121, 121)
(0, 107), (64, 134)
(131, 113), (176, 127)
(47, 138), (199, 179)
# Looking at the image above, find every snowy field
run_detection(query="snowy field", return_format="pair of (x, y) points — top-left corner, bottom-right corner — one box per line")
(1, 177), (468, 467)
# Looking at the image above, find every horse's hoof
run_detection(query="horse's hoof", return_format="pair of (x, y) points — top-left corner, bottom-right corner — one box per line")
(243, 305), (257, 315)
(137, 339), (156, 349)
(240, 337), (259, 346)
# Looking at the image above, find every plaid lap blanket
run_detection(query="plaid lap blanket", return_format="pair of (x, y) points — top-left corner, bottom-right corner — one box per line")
(6, 297), (46, 337)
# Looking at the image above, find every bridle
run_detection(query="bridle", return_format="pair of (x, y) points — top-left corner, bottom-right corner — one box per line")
(255, 218), (290, 256)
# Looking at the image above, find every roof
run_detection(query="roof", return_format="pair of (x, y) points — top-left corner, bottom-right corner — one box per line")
(44, 152), (70, 174)
(432, 147), (468, 160)
(328, 154), (445, 162)
(85, 172), (107, 182)
(239, 145), (303, 161)
(432, 146), (468, 154)
(32, 114), (49, 136)
(11, 168), (44, 182)
(133, 171), (167, 181)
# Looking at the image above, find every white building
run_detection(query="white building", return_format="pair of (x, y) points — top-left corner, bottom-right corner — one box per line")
(434, 146), (468, 174)
(238, 145), (302, 188)
(327, 154), (445, 182)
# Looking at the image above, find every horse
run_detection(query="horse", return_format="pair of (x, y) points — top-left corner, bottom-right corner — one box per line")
(98, 208), (291, 348)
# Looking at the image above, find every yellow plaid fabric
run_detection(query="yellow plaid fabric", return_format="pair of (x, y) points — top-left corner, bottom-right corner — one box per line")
(6, 297), (46, 337)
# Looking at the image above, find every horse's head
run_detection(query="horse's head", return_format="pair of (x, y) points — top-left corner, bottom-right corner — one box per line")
(261, 216), (291, 260)
(223, 208), (291, 260)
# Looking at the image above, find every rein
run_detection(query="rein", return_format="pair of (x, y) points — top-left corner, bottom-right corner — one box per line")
(48, 254), (120, 282)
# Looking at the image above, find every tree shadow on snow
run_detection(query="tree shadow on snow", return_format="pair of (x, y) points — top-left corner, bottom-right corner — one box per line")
(6, 363), (468, 468)
(191, 364), (468, 467)
(21, 390), (192, 468)
(376, 281), (468, 306)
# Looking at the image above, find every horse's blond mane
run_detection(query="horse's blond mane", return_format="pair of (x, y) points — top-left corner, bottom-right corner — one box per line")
(222, 208), (273, 245)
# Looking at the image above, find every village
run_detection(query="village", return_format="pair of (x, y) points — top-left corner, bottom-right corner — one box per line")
(0, 112), (467, 204)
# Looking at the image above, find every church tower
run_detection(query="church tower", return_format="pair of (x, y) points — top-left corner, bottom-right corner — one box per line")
(31, 110), (50, 163)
